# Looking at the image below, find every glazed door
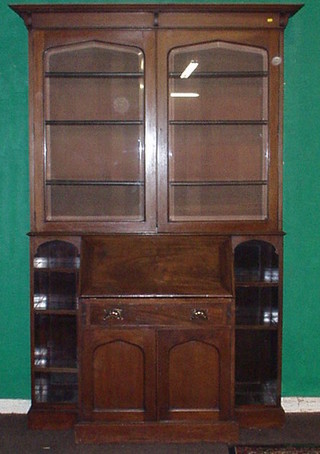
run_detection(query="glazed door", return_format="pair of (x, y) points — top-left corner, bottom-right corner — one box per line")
(32, 29), (156, 233)
(157, 328), (233, 421)
(157, 29), (281, 233)
(80, 328), (156, 422)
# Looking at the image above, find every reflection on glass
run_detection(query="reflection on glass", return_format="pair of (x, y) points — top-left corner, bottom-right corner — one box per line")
(168, 41), (268, 222)
(44, 42), (145, 221)
(35, 373), (78, 403)
(235, 330), (278, 406)
(180, 60), (199, 78)
(32, 244), (79, 405)
(234, 241), (279, 283)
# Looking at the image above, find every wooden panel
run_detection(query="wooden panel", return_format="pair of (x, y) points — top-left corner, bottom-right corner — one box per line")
(75, 420), (239, 444)
(11, 4), (302, 31)
(80, 235), (233, 297)
(158, 329), (233, 421)
(235, 406), (285, 429)
(80, 328), (156, 422)
(93, 340), (144, 410)
(87, 298), (231, 327)
(28, 409), (77, 430)
(168, 340), (219, 410)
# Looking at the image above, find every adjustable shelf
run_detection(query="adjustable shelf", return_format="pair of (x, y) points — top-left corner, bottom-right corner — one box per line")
(46, 179), (144, 186)
(45, 71), (143, 78)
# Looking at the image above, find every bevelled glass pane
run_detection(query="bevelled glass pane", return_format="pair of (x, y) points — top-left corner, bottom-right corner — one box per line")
(169, 124), (267, 182)
(236, 287), (278, 326)
(170, 184), (267, 221)
(234, 241), (279, 283)
(170, 77), (266, 122)
(46, 78), (143, 122)
(168, 41), (268, 222)
(46, 41), (142, 73)
(46, 125), (144, 181)
(34, 315), (77, 368)
(33, 241), (79, 311)
(235, 330), (278, 405)
(44, 41), (145, 222)
(47, 184), (144, 220)
(35, 372), (78, 404)
(171, 41), (267, 74)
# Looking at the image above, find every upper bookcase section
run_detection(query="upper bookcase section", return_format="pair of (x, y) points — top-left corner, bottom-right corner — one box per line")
(11, 4), (303, 234)
(11, 4), (303, 30)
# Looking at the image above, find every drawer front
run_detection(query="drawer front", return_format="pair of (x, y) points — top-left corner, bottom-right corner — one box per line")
(85, 298), (232, 327)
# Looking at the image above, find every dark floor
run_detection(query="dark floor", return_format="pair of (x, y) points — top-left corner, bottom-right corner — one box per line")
(0, 414), (320, 454)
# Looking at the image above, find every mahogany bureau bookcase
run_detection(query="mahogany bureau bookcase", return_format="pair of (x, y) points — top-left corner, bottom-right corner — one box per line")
(11, 3), (302, 443)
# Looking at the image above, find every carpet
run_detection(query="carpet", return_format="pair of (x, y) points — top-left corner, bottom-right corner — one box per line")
(229, 447), (320, 454)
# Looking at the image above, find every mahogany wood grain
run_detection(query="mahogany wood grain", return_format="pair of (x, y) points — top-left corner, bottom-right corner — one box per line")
(86, 298), (231, 327)
(80, 235), (233, 297)
(74, 420), (239, 444)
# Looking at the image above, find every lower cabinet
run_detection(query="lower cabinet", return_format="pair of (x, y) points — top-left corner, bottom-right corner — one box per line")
(27, 235), (284, 439)
(76, 298), (237, 443)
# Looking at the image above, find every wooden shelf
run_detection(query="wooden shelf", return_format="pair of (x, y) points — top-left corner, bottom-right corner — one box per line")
(46, 179), (144, 187)
(170, 120), (268, 125)
(45, 71), (143, 78)
(169, 71), (268, 78)
(170, 180), (268, 187)
(46, 120), (143, 126)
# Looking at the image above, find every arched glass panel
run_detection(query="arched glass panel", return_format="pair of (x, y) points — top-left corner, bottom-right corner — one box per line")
(44, 41), (145, 221)
(168, 41), (268, 222)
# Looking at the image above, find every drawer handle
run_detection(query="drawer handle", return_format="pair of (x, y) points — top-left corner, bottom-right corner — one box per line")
(191, 309), (208, 321)
(103, 308), (123, 321)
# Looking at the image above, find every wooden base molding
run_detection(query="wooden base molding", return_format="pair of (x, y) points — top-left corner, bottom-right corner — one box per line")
(235, 406), (286, 429)
(75, 421), (239, 444)
(28, 408), (77, 430)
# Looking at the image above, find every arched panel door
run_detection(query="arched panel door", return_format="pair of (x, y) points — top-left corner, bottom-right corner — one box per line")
(80, 328), (156, 422)
(158, 328), (233, 421)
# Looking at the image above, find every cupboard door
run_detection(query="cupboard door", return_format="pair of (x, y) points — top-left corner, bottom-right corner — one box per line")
(33, 30), (156, 233)
(80, 328), (156, 422)
(157, 329), (233, 421)
(157, 29), (280, 233)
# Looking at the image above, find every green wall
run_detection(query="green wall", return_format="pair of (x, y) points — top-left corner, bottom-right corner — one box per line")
(0, 0), (319, 400)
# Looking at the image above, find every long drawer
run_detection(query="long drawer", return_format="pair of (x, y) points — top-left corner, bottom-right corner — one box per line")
(82, 298), (233, 327)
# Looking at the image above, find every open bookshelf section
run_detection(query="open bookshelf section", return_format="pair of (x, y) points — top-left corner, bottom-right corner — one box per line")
(33, 240), (79, 405)
(234, 240), (280, 407)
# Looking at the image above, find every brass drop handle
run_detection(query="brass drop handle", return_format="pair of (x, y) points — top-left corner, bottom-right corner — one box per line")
(103, 308), (123, 321)
(191, 309), (208, 321)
